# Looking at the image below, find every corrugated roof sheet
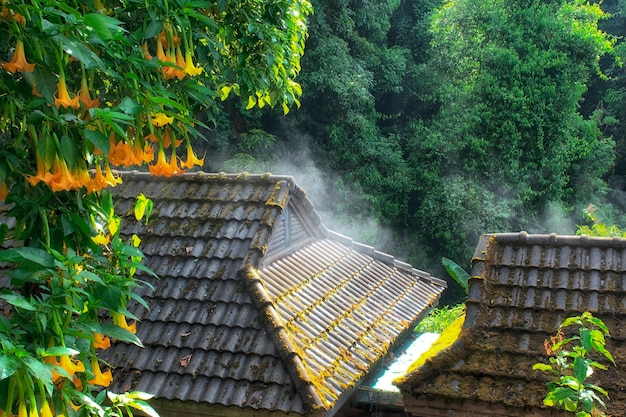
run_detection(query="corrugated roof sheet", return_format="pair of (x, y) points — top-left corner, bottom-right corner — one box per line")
(0, 171), (447, 416)
(397, 232), (626, 416)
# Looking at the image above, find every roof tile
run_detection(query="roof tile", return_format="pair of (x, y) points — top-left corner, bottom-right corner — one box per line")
(69, 171), (451, 415)
(400, 233), (626, 416)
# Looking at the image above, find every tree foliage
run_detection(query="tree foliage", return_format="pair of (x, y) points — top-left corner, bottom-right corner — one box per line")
(0, 0), (311, 415)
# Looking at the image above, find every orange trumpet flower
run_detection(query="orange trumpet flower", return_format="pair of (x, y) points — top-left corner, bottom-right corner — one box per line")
(148, 147), (171, 177)
(180, 142), (205, 169)
(0, 181), (8, 201)
(109, 139), (141, 167)
(46, 354), (85, 382)
(93, 333), (111, 349)
(112, 311), (137, 334)
(87, 163), (108, 193)
(48, 155), (78, 192)
(88, 358), (113, 387)
(78, 75), (100, 110)
(25, 151), (53, 187)
(1, 39), (35, 73)
(54, 76), (80, 109)
(103, 162), (122, 187)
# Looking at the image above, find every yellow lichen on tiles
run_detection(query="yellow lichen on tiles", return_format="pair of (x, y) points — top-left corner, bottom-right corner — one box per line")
(266, 181), (289, 208)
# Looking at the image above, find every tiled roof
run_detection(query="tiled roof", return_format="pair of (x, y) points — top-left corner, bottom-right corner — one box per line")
(101, 171), (446, 415)
(396, 232), (626, 416)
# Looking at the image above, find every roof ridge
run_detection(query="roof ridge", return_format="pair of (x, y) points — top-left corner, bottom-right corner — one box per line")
(327, 230), (447, 286)
(240, 267), (327, 412)
(490, 231), (626, 248)
(117, 169), (299, 184)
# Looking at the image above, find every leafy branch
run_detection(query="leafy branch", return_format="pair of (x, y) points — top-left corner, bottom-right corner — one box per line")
(532, 312), (615, 417)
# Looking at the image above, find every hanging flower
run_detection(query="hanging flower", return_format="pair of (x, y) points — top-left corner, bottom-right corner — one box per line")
(73, 377), (83, 391)
(1, 7), (26, 25)
(112, 311), (137, 334)
(183, 50), (203, 77)
(1, 39), (35, 73)
(151, 112), (174, 127)
(48, 155), (78, 192)
(172, 45), (187, 80)
(88, 358), (113, 387)
(25, 150), (52, 187)
(78, 74), (100, 111)
(54, 76), (80, 109)
(93, 333), (111, 349)
(87, 163), (108, 193)
(155, 34), (167, 62)
(103, 162), (122, 187)
(92, 232), (110, 245)
(0, 181), (8, 201)
(18, 402), (27, 417)
(148, 147), (172, 177)
(141, 42), (152, 60)
(29, 403), (39, 417)
(180, 141), (205, 169)
(72, 165), (93, 191)
(109, 139), (141, 167)
(46, 355), (85, 382)
(40, 400), (53, 417)
(136, 143), (155, 164)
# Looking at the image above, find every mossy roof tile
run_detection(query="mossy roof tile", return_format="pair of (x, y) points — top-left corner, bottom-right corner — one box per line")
(399, 232), (626, 416)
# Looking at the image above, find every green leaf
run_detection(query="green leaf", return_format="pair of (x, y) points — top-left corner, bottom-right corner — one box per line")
(41, 346), (79, 357)
(0, 247), (55, 267)
(59, 35), (104, 69)
(134, 194), (152, 222)
(574, 356), (591, 382)
(562, 375), (583, 391)
(591, 340), (615, 365)
(532, 363), (554, 372)
(83, 13), (124, 41)
(120, 245), (143, 258)
(0, 224), (8, 244)
(97, 285), (123, 310)
(0, 294), (36, 311)
(580, 327), (592, 351)
(442, 257), (470, 294)
(118, 97), (143, 115)
(245, 95), (256, 110)
(144, 19), (163, 39)
(128, 291), (150, 311)
(148, 95), (187, 112)
(27, 110), (48, 125)
(60, 134), (79, 169)
(128, 400), (159, 417)
(84, 128), (110, 154)
(587, 315), (610, 334)
(23, 356), (53, 388)
(100, 323), (143, 347)
(0, 353), (20, 379)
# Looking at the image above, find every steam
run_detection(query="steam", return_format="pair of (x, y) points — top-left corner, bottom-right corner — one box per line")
(271, 130), (401, 257)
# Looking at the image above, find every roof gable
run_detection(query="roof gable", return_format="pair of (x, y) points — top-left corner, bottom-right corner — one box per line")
(398, 232), (626, 416)
(103, 171), (446, 415)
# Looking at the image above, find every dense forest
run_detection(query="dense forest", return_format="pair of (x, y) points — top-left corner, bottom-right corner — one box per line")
(199, 0), (626, 303)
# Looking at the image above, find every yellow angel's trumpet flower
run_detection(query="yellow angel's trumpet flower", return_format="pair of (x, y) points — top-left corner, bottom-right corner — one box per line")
(88, 358), (113, 387)
(112, 311), (137, 334)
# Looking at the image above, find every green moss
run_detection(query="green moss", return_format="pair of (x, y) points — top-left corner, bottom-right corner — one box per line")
(402, 311), (466, 377)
